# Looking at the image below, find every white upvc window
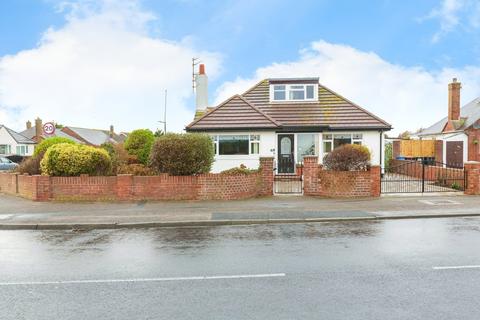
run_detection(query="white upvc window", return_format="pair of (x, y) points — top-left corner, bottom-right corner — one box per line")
(270, 84), (317, 102)
(250, 135), (260, 154)
(15, 145), (29, 155)
(322, 133), (363, 157)
(211, 134), (260, 156)
(0, 144), (11, 155)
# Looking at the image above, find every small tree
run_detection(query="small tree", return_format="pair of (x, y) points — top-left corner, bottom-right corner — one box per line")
(323, 144), (371, 171)
(149, 133), (214, 175)
(124, 129), (155, 165)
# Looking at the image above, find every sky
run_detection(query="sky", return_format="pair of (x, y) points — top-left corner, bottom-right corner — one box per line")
(0, 0), (480, 135)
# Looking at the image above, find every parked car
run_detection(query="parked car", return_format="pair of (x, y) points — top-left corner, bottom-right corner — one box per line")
(0, 157), (18, 171)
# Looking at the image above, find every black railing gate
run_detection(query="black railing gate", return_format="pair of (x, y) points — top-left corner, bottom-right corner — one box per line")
(381, 160), (465, 194)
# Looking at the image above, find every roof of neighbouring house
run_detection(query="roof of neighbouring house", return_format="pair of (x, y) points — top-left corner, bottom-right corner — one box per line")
(0, 125), (36, 144)
(417, 97), (480, 136)
(20, 126), (83, 143)
(186, 78), (391, 131)
(62, 126), (126, 145)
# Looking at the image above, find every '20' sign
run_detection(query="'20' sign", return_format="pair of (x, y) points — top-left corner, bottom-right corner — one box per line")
(43, 122), (56, 135)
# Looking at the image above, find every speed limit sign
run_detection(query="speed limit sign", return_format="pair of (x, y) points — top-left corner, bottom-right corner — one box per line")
(43, 122), (56, 135)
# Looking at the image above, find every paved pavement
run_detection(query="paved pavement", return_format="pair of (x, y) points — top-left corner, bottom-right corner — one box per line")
(0, 193), (479, 229)
(1, 218), (480, 319)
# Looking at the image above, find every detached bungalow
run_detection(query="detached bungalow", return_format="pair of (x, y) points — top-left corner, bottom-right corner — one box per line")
(0, 125), (35, 156)
(186, 64), (391, 173)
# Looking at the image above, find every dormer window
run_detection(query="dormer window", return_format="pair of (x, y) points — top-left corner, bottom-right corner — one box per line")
(270, 83), (317, 102)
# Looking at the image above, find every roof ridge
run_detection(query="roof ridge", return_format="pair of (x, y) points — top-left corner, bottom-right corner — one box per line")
(319, 83), (392, 129)
(236, 95), (280, 126)
(186, 94), (280, 130)
(1, 125), (35, 143)
(241, 79), (268, 97)
(185, 95), (239, 129)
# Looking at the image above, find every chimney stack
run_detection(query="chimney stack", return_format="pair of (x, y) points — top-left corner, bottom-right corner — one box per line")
(448, 78), (461, 122)
(109, 125), (114, 138)
(34, 118), (42, 142)
(195, 63), (208, 112)
(26, 120), (32, 130)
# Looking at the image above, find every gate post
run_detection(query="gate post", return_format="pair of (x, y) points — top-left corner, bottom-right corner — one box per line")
(464, 161), (480, 195)
(303, 156), (319, 196)
(259, 157), (274, 196)
(421, 161), (425, 193)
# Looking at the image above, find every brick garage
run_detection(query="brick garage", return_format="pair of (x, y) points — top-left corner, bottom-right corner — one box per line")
(303, 156), (381, 197)
(0, 157), (274, 201)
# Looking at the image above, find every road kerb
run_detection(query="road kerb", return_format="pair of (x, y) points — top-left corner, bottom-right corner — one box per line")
(0, 213), (480, 230)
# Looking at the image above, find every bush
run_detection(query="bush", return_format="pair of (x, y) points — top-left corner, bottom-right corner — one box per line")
(33, 137), (76, 158)
(101, 142), (139, 174)
(221, 164), (258, 175)
(149, 133), (214, 176)
(16, 157), (42, 175)
(323, 144), (371, 171)
(124, 129), (155, 165)
(117, 164), (157, 176)
(40, 143), (112, 176)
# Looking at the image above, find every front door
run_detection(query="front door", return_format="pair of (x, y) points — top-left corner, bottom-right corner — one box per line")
(278, 134), (295, 173)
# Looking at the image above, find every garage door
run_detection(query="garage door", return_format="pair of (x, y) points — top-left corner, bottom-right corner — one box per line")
(446, 141), (463, 168)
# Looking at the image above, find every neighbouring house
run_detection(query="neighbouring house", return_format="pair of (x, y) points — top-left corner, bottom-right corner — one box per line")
(416, 78), (480, 167)
(186, 64), (391, 173)
(21, 118), (126, 146)
(0, 125), (35, 157)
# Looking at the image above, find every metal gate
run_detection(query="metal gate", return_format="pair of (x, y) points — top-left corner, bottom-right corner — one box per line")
(381, 160), (466, 194)
(274, 174), (303, 194)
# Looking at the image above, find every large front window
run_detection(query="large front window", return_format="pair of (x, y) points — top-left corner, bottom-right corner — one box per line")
(219, 135), (249, 155)
(323, 133), (363, 157)
(212, 134), (261, 155)
(271, 84), (317, 102)
(297, 134), (317, 162)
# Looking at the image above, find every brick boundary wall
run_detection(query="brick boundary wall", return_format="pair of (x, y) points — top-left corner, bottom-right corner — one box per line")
(303, 156), (381, 198)
(0, 158), (275, 201)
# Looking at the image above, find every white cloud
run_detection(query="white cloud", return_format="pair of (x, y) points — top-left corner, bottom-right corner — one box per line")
(0, 0), (221, 133)
(215, 40), (480, 135)
(423, 0), (480, 42)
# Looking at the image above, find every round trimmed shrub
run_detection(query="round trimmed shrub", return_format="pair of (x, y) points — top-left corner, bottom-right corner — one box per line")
(323, 144), (371, 171)
(33, 137), (76, 158)
(124, 129), (155, 165)
(149, 133), (214, 176)
(40, 143), (112, 176)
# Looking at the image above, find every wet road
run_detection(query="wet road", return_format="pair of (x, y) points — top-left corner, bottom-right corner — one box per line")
(1, 218), (480, 319)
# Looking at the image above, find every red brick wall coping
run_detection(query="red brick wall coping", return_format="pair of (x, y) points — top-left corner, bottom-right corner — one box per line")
(0, 157), (275, 201)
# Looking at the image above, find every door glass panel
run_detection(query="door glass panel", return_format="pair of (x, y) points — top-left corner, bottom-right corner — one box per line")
(280, 137), (291, 154)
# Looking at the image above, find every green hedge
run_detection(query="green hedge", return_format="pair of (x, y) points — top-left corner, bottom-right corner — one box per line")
(149, 133), (214, 175)
(40, 143), (112, 176)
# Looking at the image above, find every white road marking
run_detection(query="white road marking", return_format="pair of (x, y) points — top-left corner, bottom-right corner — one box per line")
(433, 265), (480, 270)
(0, 273), (286, 286)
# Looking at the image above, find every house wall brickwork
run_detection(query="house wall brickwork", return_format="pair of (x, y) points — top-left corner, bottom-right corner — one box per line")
(303, 156), (380, 198)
